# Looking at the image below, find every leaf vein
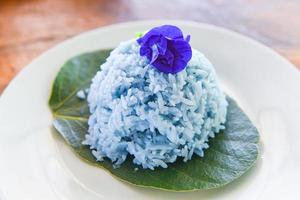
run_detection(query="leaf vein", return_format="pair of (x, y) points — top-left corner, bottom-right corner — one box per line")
(52, 79), (91, 111)
(54, 114), (88, 121)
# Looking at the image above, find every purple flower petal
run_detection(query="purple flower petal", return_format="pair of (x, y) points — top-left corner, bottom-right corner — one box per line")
(150, 44), (159, 63)
(185, 35), (191, 42)
(156, 37), (167, 55)
(171, 39), (192, 63)
(137, 32), (160, 45)
(137, 25), (192, 74)
(151, 25), (184, 39)
(140, 46), (152, 59)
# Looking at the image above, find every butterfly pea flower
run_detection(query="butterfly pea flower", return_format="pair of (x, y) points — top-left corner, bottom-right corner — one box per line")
(137, 25), (192, 74)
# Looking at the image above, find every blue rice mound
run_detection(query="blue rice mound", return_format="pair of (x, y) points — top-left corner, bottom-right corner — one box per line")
(83, 40), (228, 170)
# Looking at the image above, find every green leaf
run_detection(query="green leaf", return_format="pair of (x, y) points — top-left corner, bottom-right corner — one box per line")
(49, 50), (259, 191)
(49, 49), (111, 117)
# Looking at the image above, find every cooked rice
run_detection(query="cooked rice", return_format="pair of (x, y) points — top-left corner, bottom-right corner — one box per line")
(83, 40), (228, 169)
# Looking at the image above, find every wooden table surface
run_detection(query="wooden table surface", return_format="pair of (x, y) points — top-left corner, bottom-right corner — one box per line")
(0, 0), (299, 92)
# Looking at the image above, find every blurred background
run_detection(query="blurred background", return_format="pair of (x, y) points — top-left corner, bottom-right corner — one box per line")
(0, 0), (299, 92)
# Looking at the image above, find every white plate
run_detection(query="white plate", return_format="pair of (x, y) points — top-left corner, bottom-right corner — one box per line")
(0, 20), (300, 200)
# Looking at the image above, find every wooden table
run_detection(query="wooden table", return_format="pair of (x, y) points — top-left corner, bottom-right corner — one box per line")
(1, 0), (299, 92)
